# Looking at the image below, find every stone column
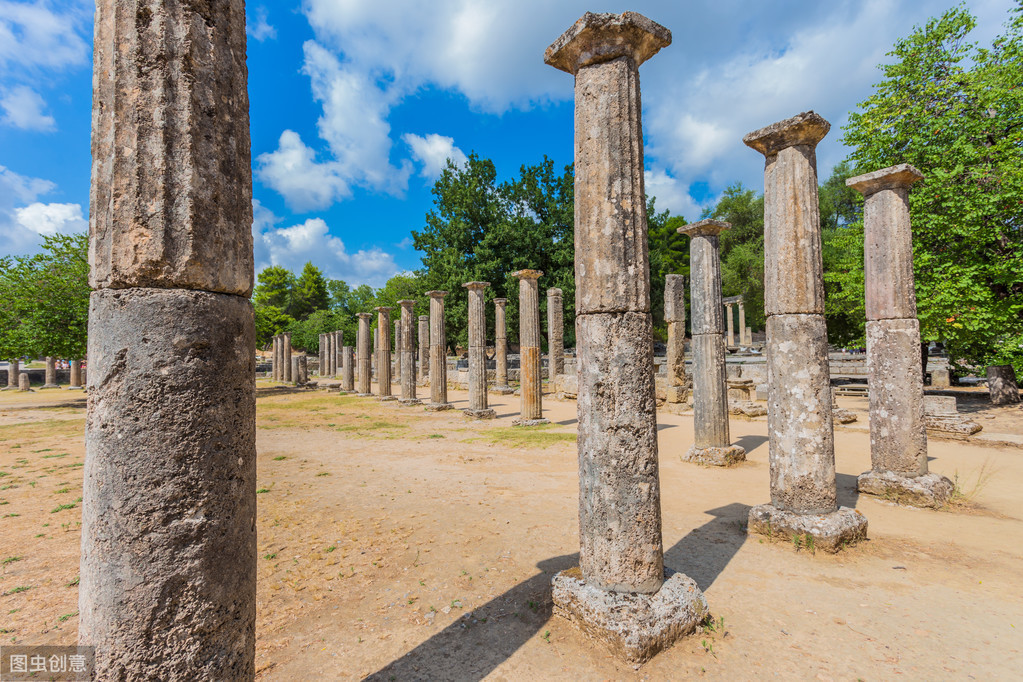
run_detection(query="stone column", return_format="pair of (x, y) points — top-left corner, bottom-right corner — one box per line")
(987, 365), (1021, 405)
(372, 321), (378, 381)
(545, 12), (707, 663)
(341, 346), (355, 393)
(3, 358), (18, 390)
(270, 335), (277, 381)
(743, 111), (867, 551)
(318, 334), (325, 376)
(663, 274), (691, 405)
(43, 356), (59, 388)
(737, 300), (747, 345)
(418, 314), (429, 384)
(725, 302), (735, 347)
(547, 287), (564, 379)
(462, 282), (495, 418)
(425, 291), (453, 410)
(492, 298), (514, 394)
(745, 326), (752, 347)
(81, 1), (256, 676)
(512, 271), (548, 425)
(679, 222), (745, 465)
(69, 359), (83, 389)
(397, 300), (420, 405)
(334, 331), (343, 379)
(394, 320), (402, 386)
(375, 308), (395, 400)
(282, 333), (292, 383)
(356, 313), (373, 396)
(848, 164), (953, 508)
(18, 372), (31, 391)
(326, 331), (334, 377)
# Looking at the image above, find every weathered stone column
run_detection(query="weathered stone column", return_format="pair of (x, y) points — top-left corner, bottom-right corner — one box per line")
(737, 300), (747, 345)
(43, 356), (59, 389)
(397, 300), (421, 406)
(68, 359), (83, 389)
(341, 345), (355, 393)
(334, 331), (343, 379)
(679, 221), (745, 465)
(18, 373), (31, 391)
(848, 164), (952, 507)
(275, 334), (283, 381)
(462, 282), (495, 418)
(270, 335), (277, 381)
(512, 271), (548, 425)
(545, 12), (707, 663)
(743, 111), (867, 551)
(547, 287), (564, 379)
(425, 291), (453, 410)
(356, 313), (373, 396)
(282, 333), (292, 383)
(664, 274), (690, 404)
(294, 355), (307, 385)
(492, 297), (514, 394)
(81, 1), (256, 675)
(3, 359), (17, 389)
(375, 307), (395, 400)
(326, 330), (335, 377)
(987, 365), (1021, 405)
(317, 333), (324, 376)
(393, 319), (402, 386)
(418, 314), (429, 384)
(725, 302), (735, 347)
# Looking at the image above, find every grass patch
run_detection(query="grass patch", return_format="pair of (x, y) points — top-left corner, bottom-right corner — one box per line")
(256, 488), (271, 494)
(272, 456), (287, 461)
(485, 426), (576, 448)
(2, 556), (21, 566)
(315, 472), (331, 477)
(2, 586), (31, 596)
(58, 611), (78, 622)
(946, 460), (996, 510)
(0, 419), (85, 442)
(335, 420), (408, 434)
(50, 503), (76, 514)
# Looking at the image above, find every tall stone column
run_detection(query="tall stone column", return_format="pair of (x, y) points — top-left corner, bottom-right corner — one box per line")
(744, 111), (867, 551)
(341, 346), (355, 393)
(725, 302), (735, 347)
(679, 221), (745, 466)
(82, 1), (256, 676)
(334, 331), (343, 379)
(512, 270), (548, 425)
(271, 335), (278, 381)
(69, 359), (83, 389)
(462, 282), (496, 418)
(318, 334), (324, 376)
(43, 357), (59, 389)
(545, 12), (707, 663)
(848, 164), (952, 508)
(737, 300), (747, 345)
(356, 313), (373, 396)
(393, 320), (402, 386)
(375, 307), (395, 400)
(3, 359), (17, 390)
(492, 297), (514, 394)
(282, 333), (292, 383)
(663, 274), (690, 404)
(397, 300), (420, 405)
(425, 291), (453, 410)
(329, 330), (337, 377)
(547, 287), (564, 379)
(418, 314), (429, 384)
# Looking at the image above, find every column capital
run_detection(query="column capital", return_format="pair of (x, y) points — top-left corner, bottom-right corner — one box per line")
(493, 298), (509, 306)
(743, 111), (830, 157)
(545, 12), (671, 75)
(462, 281), (490, 291)
(373, 306), (392, 313)
(418, 314), (429, 321)
(678, 219), (731, 238)
(511, 269), (544, 280)
(357, 312), (373, 319)
(397, 299), (416, 309)
(547, 287), (563, 297)
(425, 290), (448, 299)
(846, 163), (923, 196)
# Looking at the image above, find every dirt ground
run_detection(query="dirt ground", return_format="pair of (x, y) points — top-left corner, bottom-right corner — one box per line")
(1, 380), (1021, 680)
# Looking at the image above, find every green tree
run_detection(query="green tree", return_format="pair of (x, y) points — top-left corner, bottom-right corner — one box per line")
(841, 3), (1023, 372)
(647, 199), (688, 340)
(254, 305), (293, 349)
(708, 183), (767, 335)
(253, 265), (295, 313)
(291, 262), (329, 319)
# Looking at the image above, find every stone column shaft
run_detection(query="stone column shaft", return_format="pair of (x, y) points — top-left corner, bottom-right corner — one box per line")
(493, 298), (512, 393)
(547, 288), (564, 379)
(357, 313), (372, 395)
(44, 356), (58, 388)
(462, 282), (495, 418)
(725, 303), (735, 346)
(5, 359), (16, 388)
(282, 333), (292, 383)
(738, 302), (746, 345)
(69, 359), (82, 388)
(398, 301), (419, 404)
(426, 292), (451, 409)
(418, 315), (429, 383)
(375, 308), (394, 399)
(664, 274), (689, 396)
(341, 345), (355, 392)
(513, 272), (547, 424)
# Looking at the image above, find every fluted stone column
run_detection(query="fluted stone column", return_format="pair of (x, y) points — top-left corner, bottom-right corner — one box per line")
(462, 282), (495, 419)
(664, 274), (690, 405)
(69, 359), (83, 389)
(326, 331), (335, 377)
(334, 331), (343, 378)
(341, 346), (355, 393)
(679, 221), (745, 465)
(492, 297), (514, 394)
(737, 300), (747, 345)
(43, 357), (59, 389)
(18, 372), (31, 391)
(393, 319), (402, 386)
(293, 355), (307, 385)
(725, 302), (735, 347)
(425, 291), (453, 410)
(271, 336), (278, 381)
(357, 313), (373, 396)
(547, 287), (564, 379)
(418, 314), (429, 385)
(3, 359), (17, 390)
(375, 308), (395, 400)
(545, 12), (707, 664)
(282, 333), (292, 383)
(397, 300), (421, 405)
(848, 164), (952, 508)
(81, 1), (256, 675)
(512, 271), (548, 425)
(744, 111), (867, 551)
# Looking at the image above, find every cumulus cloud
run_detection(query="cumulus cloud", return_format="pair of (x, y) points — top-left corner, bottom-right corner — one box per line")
(255, 130), (351, 212)
(0, 0), (89, 72)
(0, 165), (83, 256)
(1, 85), (56, 131)
(14, 201), (85, 235)
(403, 133), (467, 179)
(247, 6), (276, 42)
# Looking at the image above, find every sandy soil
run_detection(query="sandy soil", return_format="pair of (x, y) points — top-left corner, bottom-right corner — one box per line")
(1, 382), (1021, 680)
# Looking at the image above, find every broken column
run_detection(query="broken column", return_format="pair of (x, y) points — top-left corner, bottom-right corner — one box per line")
(356, 313), (373, 396)
(375, 307), (395, 400)
(462, 282), (495, 419)
(18, 373), (31, 391)
(848, 164), (953, 508)
(270, 335), (278, 381)
(737, 299), (747, 345)
(743, 111), (867, 550)
(4, 358), (18, 390)
(81, 1), (256, 675)
(492, 297), (514, 394)
(69, 359), (82, 389)
(987, 365), (1021, 405)
(547, 287), (564, 379)
(545, 12), (707, 663)
(397, 300), (420, 406)
(43, 356), (59, 389)
(418, 314), (429, 385)
(341, 345), (355, 393)
(725, 301), (735, 347)
(664, 274), (690, 405)
(425, 291), (453, 410)
(679, 221), (746, 466)
(512, 270), (548, 425)
(282, 332), (293, 383)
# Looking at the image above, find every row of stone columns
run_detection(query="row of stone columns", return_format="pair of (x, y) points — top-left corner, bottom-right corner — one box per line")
(723, 299), (751, 346)
(2, 358), (83, 390)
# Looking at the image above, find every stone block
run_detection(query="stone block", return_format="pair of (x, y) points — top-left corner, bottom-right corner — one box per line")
(747, 504), (867, 553)
(857, 470), (953, 509)
(664, 385), (688, 404)
(987, 364), (1020, 405)
(463, 408), (496, 420)
(925, 415), (982, 439)
(729, 402), (767, 419)
(682, 444), (746, 467)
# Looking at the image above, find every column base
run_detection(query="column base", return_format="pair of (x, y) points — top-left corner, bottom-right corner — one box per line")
(857, 470), (953, 509)
(747, 504), (867, 553)
(728, 401), (767, 419)
(41, 384), (61, 390)
(551, 567), (708, 664)
(355, 392), (373, 398)
(664, 386), (689, 404)
(683, 444), (746, 467)
(424, 402), (454, 411)
(375, 395), (398, 402)
(833, 408), (858, 424)
(398, 398), (422, 407)
(463, 408), (496, 420)
(66, 386), (85, 391)
(511, 417), (550, 427)
(1, 386), (18, 391)
(490, 385), (515, 395)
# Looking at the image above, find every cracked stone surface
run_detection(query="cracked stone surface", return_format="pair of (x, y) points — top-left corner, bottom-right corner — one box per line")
(857, 470), (953, 509)
(747, 504), (868, 553)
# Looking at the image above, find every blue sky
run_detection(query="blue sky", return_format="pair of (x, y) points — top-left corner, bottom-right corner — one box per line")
(0, 0), (1016, 287)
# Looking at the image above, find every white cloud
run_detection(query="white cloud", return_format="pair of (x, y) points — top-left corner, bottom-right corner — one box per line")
(1, 85), (55, 131)
(0, 0), (89, 72)
(255, 130), (350, 211)
(402, 133), (467, 179)
(14, 201), (85, 236)
(0, 165), (82, 256)
(643, 168), (706, 221)
(247, 7), (276, 42)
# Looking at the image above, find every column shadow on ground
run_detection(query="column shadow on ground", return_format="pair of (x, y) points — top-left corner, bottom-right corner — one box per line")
(365, 504), (750, 681)
(734, 435), (768, 455)
(554, 418), (578, 426)
(834, 472), (862, 509)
